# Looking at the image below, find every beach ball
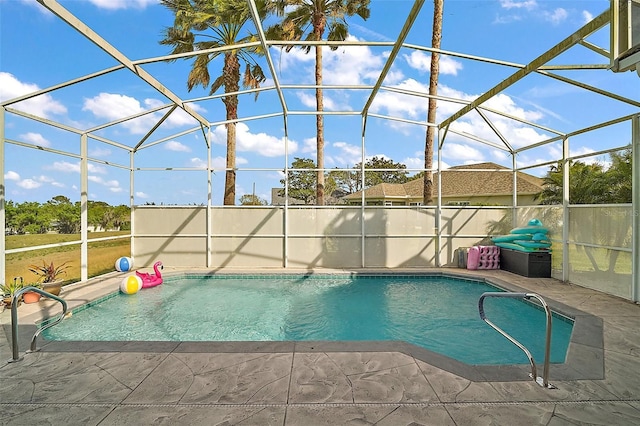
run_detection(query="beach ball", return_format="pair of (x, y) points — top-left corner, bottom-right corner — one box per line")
(120, 275), (142, 295)
(115, 257), (133, 272)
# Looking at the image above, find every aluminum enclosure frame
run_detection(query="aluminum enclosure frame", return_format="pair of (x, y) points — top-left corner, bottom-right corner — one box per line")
(1, 1), (638, 301)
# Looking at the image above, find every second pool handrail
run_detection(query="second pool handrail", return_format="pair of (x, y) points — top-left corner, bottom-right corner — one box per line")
(478, 291), (555, 389)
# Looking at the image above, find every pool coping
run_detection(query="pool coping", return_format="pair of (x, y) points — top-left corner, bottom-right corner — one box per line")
(4, 269), (604, 383)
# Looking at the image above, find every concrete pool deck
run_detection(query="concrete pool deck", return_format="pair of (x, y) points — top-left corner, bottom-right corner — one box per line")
(1, 268), (639, 425)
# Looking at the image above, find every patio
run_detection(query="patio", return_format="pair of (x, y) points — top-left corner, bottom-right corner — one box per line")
(1, 268), (639, 425)
(1, 1), (640, 424)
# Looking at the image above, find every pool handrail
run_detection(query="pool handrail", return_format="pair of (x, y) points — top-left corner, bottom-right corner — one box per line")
(478, 291), (555, 389)
(8, 286), (68, 363)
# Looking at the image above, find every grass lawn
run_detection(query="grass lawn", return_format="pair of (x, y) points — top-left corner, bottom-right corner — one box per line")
(5, 232), (130, 285)
(551, 241), (632, 274)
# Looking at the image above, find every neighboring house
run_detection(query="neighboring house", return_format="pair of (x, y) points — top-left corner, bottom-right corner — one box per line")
(270, 188), (307, 206)
(343, 162), (544, 206)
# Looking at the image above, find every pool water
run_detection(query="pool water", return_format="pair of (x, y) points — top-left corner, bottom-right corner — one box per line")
(43, 274), (574, 365)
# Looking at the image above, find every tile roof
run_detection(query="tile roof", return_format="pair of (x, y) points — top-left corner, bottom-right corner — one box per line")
(344, 162), (543, 200)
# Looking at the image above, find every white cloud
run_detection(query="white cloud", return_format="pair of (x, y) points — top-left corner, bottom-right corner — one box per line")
(441, 143), (485, 163)
(210, 123), (298, 157)
(331, 141), (362, 167)
(570, 146), (597, 158)
(83, 93), (203, 134)
(165, 141), (192, 152)
(297, 92), (317, 109)
(370, 78), (549, 150)
(144, 98), (204, 127)
(403, 154), (424, 171)
(19, 132), (51, 147)
(274, 36), (384, 87)
(301, 137), (317, 155)
(89, 175), (123, 192)
(135, 191), (149, 199)
(36, 175), (65, 188)
(493, 14), (523, 25)
(544, 8), (568, 25)
(370, 78), (430, 120)
(349, 23), (393, 42)
(0, 72), (67, 118)
(484, 93), (543, 122)
(83, 93), (148, 132)
(440, 56), (464, 76)
(87, 0), (156, 10)
(404, 51), (463, 76)
(439, 87), (548, 149)
(4, 171), (20, 181)
(322, 37), (385, 85)
(295, 90), (352, 112)
(189, 157), (208, 169)
(489, 150), (510, 163)
(211, 156), (226, 170)
(582, 10), (594, 24)
(17, 179), (41, 189)
(46, 161), (108, 174)
(500, 0), (537, 10)
(36, 175), (54, 183)
(5, 170), (64, 190)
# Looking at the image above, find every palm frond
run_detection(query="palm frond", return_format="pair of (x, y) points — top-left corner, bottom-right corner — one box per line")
(209, 75), (226, 95)
(187, 53), (212, 91)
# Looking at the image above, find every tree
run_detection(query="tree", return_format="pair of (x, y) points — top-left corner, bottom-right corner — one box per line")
(268, 0), (371, 205)
(88, 200), (111, 231)
(279, 157), (317, 204)
(112, 205), (132, 231)
(330, 157), (409, 195)
(9, 201), (51, 234)
(356, 156), (409, 187)
(329, 168), (360, 195)
(607, 149), (632, 203)
(45, 197), (80, 234)
(535, 155), (632, 274)
(160, 0), (268, 205)
(423, 0), (444, 205)
(239, 194), (268, 205)
(535, 161), (611, 205)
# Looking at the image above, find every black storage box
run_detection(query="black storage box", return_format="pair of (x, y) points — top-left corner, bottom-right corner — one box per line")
(499, 248), (551, 278)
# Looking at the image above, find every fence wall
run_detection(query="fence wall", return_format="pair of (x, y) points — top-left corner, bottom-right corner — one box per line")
(133, 204), (634, 300)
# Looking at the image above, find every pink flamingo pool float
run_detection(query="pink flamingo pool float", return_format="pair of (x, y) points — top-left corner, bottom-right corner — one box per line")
(136, 261), (163, 288)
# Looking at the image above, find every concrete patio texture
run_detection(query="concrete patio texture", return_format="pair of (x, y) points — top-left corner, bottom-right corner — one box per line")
(1, 268), (639, 425)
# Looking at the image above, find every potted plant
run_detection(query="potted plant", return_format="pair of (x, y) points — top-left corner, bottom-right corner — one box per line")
(28, 260), (71, 296)
(2, 278), (24, 309)
(23, 282), (43, 304)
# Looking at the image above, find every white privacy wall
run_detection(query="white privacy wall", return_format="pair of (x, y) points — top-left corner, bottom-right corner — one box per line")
(133, 204), (634, 300)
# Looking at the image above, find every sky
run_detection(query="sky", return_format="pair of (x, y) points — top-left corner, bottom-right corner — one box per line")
(0, 0), (638, 206)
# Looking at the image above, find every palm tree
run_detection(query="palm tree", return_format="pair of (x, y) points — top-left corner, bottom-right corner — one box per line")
(160, 0), (268, 205)
(423, 0), (444, 205)
(268, 0), (371, 205)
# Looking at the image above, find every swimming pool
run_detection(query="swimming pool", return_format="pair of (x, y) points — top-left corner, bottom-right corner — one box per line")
(42, 273), (574, 365)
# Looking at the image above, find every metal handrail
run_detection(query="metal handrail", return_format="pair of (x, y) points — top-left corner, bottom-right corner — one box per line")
(478, 292), (555, 389)
(8, 286), (68, 363)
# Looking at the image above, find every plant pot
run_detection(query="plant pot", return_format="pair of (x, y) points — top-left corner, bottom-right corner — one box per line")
(43, 281), (62, 297)
(23, 291), (42, 304)
(3, 296), (21, 309)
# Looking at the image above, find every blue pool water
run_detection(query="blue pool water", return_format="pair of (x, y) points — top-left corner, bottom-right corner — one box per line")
(43, 274), (574, 365)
